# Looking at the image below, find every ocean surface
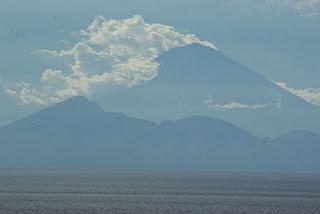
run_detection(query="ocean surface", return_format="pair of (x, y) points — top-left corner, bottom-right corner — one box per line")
(0, 170), (319, 214)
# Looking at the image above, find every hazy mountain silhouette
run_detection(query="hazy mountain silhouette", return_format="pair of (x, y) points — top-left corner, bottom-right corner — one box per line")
(97, 43), (320, 137)
(275, 130), (320, 143)
(0, 96), (155, 144)
(264, 130), (320, 172)
(0, 96), (319, 172)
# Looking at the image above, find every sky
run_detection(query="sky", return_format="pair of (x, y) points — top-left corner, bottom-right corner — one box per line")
(0, 0), (320, 126)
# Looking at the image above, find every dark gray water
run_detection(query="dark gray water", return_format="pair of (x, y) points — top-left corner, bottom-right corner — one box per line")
(0, 170), (319, 214)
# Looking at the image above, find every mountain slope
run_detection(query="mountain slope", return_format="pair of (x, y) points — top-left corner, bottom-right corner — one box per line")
(275, 130), (320, 144)
(0, 96), (156, 144)
(0, 96), (157, 168)
(151, 116), (261, 170)
(0, 96), (319, 173)
(265, 131), (320, 172)
(0, 96), (260, 169)
(96, 44), (320, 136)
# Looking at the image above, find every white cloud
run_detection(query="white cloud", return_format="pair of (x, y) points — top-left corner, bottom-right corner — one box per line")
(1, 78), (61, 105)
(274, 81), (320, 106)
(204, 95), (273, 110)
(4, 15), (216, 105)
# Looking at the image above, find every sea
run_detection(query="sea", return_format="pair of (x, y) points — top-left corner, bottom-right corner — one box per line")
(0, 170), (319, 214)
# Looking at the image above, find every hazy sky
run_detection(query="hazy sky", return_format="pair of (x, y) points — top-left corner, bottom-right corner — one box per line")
(0, 0), (320, 125)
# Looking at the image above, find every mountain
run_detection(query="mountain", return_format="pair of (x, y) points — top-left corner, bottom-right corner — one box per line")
(95, 43), (320, 137)
(0, 96), (260, 170)
(0, 96), (319, 173)
(0, 96), (155, 144)
(276, 130), (320, 144)
(264, 131), (320, 172)
(0, 96), (157, 168)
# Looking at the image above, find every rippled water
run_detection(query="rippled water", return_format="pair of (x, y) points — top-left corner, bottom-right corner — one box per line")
(0, 170), (319, 214)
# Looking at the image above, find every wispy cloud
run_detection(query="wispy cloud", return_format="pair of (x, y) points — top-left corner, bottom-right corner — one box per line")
(3, 15), (216, 105)
(204, 95), (273, 110)
(266, 0), (320, 16)
(294, 0), (320, 16)
(1, 78), (60, 105)
(274, 81), (320, 106)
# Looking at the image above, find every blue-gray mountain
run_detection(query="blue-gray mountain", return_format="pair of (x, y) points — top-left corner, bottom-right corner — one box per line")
(0, 96), (319, 173)
(96, 44), (320, 137)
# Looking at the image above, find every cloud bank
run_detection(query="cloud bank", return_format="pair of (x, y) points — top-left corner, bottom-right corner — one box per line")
(275, 81), (320, 107)
(4, 15), (216, 105)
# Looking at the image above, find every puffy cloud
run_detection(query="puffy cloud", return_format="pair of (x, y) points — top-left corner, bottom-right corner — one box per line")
(4, 15), (216, 105)
(79, 15), (216, 56)
(274, 81), (320, 106)
(204, 95), (273, 110)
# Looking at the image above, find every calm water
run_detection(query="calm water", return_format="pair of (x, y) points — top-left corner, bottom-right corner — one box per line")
(0, 170), (319, 214)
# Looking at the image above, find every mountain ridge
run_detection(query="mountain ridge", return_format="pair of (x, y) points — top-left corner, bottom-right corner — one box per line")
(0, 96), (319, 173)
(95, 43), (320, 137)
